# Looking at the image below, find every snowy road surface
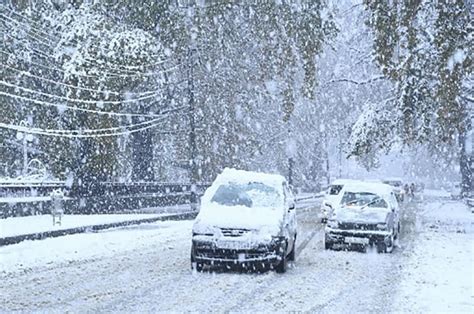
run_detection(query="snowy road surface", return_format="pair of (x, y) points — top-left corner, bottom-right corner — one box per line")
(1, 198), (472, 312)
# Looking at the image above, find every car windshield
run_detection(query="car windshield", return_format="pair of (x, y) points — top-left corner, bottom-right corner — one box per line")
(340, 192), (387, 208)
(329, 184), (343, 195)
(210, 182), (281, 208)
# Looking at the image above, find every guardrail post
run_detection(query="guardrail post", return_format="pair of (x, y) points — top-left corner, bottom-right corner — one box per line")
(50, 189), (64, 226)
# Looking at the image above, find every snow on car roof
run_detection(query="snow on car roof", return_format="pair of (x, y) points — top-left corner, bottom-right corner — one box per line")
(212, 168), (286, 190)
(331, 179), (362, 185)
(342, 181), (394, 196)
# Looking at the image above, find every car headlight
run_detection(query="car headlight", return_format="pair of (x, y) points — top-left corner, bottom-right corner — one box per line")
(192, 223), (215, 237)
(376, 223), (387, 230)
(192, 232), (214, 237)
(327, 219), (339, 229)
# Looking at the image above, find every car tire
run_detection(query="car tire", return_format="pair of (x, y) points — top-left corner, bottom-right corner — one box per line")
(190, 244), (203, 271)
(325, 241), (332, 250)
(275, 252), (287, 273)
(191, 255), (204, 272)
(377, 233), (394, 253)
(288, 236), (296, 261)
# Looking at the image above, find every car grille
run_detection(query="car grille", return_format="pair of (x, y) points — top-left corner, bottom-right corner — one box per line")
(196, 248), (273, 260)
(338, 222), (378, 231)
(220, 228), (251, 237)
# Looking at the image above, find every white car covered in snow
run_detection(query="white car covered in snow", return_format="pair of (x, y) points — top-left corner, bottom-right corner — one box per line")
(320, 179), (361, 222)
(325, 182), (400, 253)
(191, 168), (297, 273)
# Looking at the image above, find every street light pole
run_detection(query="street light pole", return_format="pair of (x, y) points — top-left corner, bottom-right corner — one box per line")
(18, 120), (28, 176)
(288, 127), (293, 187)
(188, 47), (198, 210)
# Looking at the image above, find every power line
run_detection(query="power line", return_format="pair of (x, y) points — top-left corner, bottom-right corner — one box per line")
(0, 48), (182, 84)
(0, 11), (57, 42)
(1, 29), (181, 79)
(1, 63), (153, 97)
(0, 105), (188, 138)
(0, 90), (163, 118)
(1, 63), (186, 98)
(0, 119), (163, 138)
(0, 14), (56, 47)
(0, 11), (173, 73)
(1, 81), (163, 106)
(1, 8), (173, 69)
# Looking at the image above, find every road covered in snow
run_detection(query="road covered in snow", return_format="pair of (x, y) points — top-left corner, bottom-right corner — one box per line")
(0, 196), (472, 312)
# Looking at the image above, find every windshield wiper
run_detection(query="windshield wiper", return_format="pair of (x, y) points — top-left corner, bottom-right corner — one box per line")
(360, 197), (381, 209)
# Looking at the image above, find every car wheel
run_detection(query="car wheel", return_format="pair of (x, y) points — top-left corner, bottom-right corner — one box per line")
(275, 251), (287, 273)
(377, 233), (394, 253)
(190, 244), (203, 271)
(288, 236), (296, 261)
(191, 255), (204, 271)
(325, 241), (332, 250)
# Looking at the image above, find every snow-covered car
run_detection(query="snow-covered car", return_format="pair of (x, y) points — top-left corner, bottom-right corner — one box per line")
(382, 178), (404, 202)
(325, 182), (400, 253)
(191, 168), (297, 273)
(320, 179), (360, 223)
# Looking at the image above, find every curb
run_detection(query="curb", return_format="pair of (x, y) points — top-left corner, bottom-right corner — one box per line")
(0, 211), (198, 247)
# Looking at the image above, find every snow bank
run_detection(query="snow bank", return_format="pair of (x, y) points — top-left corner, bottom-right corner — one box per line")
(0, 220), (193, 273)
(394, 200), (473, 312)
(423, 189), (451, 198)
(0, 214), (166, 238)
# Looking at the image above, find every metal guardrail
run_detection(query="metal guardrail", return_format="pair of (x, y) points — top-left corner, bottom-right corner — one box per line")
(0, 182), (210, 218)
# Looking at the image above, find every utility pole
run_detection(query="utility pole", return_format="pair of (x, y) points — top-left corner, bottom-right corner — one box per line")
(18, 120), (29, 176)
(288, 128), (294, 187)
(188, 47), (198, 210)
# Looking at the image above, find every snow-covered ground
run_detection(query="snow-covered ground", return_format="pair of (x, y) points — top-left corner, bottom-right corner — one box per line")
(394, 200), (473, 313)
(423, 188), (452, 198)
(0, 213), (182, 238)
(0, 220), (192, 273)
(0, 196), (472, 312)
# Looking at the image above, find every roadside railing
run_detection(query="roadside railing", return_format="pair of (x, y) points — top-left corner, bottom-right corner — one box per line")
(0, 181), (209, 218)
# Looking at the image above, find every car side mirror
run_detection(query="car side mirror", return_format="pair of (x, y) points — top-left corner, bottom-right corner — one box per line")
(289, 203), (295, 211)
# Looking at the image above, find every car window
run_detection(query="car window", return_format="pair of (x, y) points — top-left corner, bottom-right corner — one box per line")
(211, 182), (281, 208)
(367, 198), (388, 208)
(341, 191), (379, 206)
(329, 185), (343, 195)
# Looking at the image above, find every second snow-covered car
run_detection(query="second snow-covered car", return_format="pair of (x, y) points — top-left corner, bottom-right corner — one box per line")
(320, 179), (360, 222)
(324, 182), (400, 253)
(191, 168), (297, 273)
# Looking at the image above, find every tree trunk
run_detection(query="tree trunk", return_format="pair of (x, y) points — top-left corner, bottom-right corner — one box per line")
(459, 128), (472, 196)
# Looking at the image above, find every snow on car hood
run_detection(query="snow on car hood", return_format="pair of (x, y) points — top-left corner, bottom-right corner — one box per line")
(333, 205), (389, 224)
(194, 204), (283, 238)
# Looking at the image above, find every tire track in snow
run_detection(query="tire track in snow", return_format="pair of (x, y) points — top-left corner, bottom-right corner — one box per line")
(223, 208), (323, 312)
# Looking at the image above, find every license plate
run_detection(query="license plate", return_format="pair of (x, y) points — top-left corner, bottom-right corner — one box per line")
(344, 237), (369, 245)
(217, 241), (252, 250)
